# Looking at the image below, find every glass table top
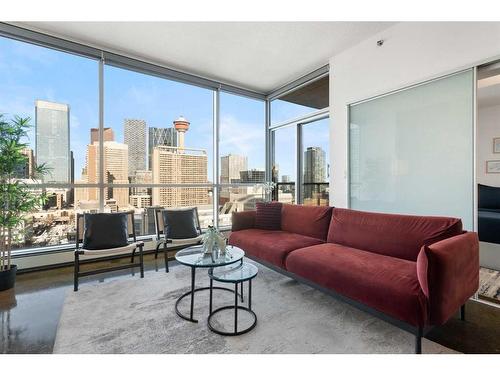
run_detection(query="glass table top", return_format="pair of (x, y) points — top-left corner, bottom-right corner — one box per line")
(209, 262), (259, 283)
(175, 245), (244, 268)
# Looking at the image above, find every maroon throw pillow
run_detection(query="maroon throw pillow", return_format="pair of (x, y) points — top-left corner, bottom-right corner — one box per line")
(255, 202), (282, 230)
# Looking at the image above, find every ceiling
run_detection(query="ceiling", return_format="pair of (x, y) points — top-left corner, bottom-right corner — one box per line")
(280, 75), (329, 109)
(15, 22), (395, 93)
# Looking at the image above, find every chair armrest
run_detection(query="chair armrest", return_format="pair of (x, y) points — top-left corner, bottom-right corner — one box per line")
(231, 210), (256, 231)
(417, 231), (479, 325)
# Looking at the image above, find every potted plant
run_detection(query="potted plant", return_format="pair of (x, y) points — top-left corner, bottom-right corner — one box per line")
(0, 115), (48, 291)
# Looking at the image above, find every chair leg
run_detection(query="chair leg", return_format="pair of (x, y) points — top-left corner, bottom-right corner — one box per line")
(460, 304), (466, 321)
(164, 242), (169, 273)
(155, 242), (161, 260)
(415, 327), (423, 354)
(139, 245), (144, 278)
(74, 252), (79, 292)
(131, 248), (136, 263)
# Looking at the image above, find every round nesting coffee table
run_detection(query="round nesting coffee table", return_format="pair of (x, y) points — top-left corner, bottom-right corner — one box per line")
(207, 262), (258, 336)
(175, 245), (244, 323)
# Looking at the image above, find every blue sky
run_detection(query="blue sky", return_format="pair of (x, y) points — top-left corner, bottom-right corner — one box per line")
(0, 35), (327, 182)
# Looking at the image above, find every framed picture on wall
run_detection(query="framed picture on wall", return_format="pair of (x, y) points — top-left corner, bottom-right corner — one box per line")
(494, 137), (500, 153)
(486, 160), (500, 173)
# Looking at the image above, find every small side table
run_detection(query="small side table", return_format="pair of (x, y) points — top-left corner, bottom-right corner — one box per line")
(208, 262), (258, 336)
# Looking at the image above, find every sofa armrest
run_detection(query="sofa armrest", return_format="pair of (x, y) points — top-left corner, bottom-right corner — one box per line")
(231, 210), (256, 232)
(416, 231), (479, 325)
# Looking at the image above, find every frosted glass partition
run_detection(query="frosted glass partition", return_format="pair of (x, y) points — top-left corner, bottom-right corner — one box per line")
(349, 70), (474, 230)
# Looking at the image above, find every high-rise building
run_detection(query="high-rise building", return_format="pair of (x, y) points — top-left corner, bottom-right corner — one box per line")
(124, 119), (147, 178)
(281, 175), (291, 183)
(303, 146), (326, 202)
(14, 148), (34, 179)
(152, 146), (209, 207)
(90, 127), (115, 143)
(220, 154), (248, 183)
(148, 127), (177, 169)
(239, 169), (265, 183)
(131, 169), (152, 197)
(152, 117), (209, 207)
(35, 100), (70, 183)
(80, 139), (129, 208)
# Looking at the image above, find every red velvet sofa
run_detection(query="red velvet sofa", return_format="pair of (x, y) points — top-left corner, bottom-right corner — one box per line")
(229, 204), (479, 353)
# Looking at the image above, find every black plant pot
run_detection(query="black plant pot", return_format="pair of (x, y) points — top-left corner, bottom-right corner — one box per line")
(0, 265), (17, 292)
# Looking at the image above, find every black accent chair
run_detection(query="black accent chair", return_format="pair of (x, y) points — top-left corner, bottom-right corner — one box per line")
(154, 207), (203, 272)
(74, 211), (144, 291)
(478, 184), (500, 244)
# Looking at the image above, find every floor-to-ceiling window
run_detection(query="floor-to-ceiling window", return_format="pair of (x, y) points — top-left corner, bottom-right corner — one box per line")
(218, 92), (265, 227)
(0, 30), (266, 256)
(269, 73), (330, 205)
(301, 118), (330, 206)
(0, 35), (99, 251)
(102, 65), (215, 232)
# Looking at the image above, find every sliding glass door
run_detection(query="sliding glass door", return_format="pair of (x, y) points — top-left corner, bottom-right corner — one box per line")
(349, 69), (474, 229)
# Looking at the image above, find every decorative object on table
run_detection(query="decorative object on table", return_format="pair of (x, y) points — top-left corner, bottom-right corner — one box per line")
(486, 160), (500, 174)
(202, 225), (227, 259)
(74, 211), (144, 292)
(154, 207), (203, 273)
(0, 115), (49, 292)
(494, 137), (500, 154)
(258, 181), (277, 202)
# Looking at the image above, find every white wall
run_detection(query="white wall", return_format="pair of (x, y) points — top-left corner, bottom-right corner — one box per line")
(330, 22), (500, 208)
(477, 104), (500, 187)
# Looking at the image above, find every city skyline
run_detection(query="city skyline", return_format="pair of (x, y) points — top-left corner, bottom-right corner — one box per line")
(0, 34), (328, 250)
(0, 35), (267, 182)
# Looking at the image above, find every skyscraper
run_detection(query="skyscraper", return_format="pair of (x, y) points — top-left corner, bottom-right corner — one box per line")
(148, 127), (177, 169)
(14, 148), (34, 179)
(220, 154), (248, 183)
(35, 100), (70, 183)
(239, 169), (265, 183)
(303, 146), (326, 203)
(152, 146), (208, 207)
(80, 136), (129, 209)
(124, 119), (147, 178)
(90, 127), (115, 143)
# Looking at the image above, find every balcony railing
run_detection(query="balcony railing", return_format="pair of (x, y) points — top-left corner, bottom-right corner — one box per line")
(274, 182), (329, 206)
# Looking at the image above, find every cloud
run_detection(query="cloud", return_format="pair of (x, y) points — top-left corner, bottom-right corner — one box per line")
(219, 114), (265, 169)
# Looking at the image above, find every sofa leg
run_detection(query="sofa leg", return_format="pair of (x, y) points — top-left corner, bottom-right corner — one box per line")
(460, 304), (466, 321)
(74, 252), (79, 292)
(415, 328), (423, 354)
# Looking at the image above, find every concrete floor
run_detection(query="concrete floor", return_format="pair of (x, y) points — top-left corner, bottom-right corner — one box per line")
(1, 253), (499, 354)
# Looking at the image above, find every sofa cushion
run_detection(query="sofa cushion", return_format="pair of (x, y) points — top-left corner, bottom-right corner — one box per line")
(231, 210), (256, 232)
(228, 229), (324, 269)
(255, 202), (282, 230)
(281, 204), (333, 241)
(286, 243), (428, 326)
(327, 208), (462, 261)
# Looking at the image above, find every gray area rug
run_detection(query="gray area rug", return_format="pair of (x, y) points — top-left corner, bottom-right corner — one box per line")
(479, 267), (500, 303)
(54, 260), (457, 354)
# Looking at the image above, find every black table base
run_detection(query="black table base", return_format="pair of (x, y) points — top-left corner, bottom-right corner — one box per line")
(207, 279), (257, 336)
(175, 266), (243, 323)
(175, 286), (237, 323)
(208, 306), (257, 336)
